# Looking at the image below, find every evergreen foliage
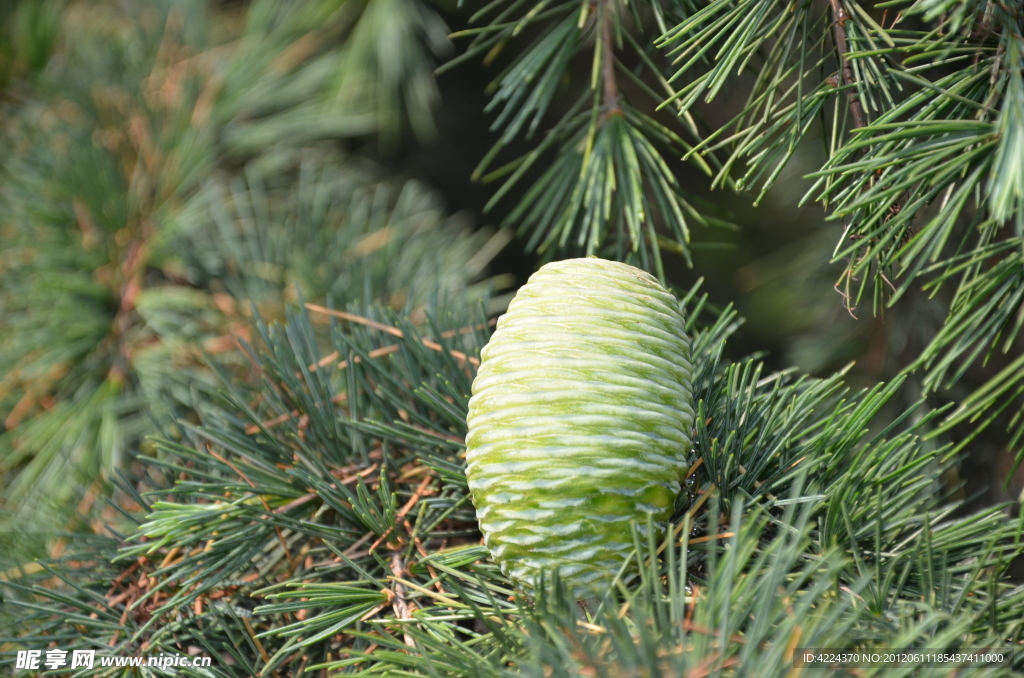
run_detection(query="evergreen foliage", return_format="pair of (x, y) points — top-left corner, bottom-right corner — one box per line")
(445, 0), (732, 277)
(660, 0), (1024, 469)
(3, 295), (1023, 674)
(0, 0), (499, 526)
(453, 0), (1024, 467)
(3, 0), (1024, 675)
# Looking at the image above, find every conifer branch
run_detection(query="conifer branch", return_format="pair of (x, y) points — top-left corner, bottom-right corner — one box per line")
(453, 0), (722, 272)
(599, 0), (621, 117)
(0, 0), (499, 526)
(8, 296), (1024, 676)
(828, 0), (865, 129)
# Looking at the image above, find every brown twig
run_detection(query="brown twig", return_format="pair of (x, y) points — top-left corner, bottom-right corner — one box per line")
(410, 424), (465, 446)
(308, 320), (496, 371)
(439, 319), (498, 338)
(420, 339), (480, 366)
(599, 0), (621, 116)
(336, 463), (380, 486)
(304, 304), (480, 367)
(390, 554), (417, 649)
(358, 601), (389, 622)
(242, 616), (282, 678)
(685, 456), (703, 480)
(689, 531), (735, 545)
(829, 0), (865, 129)
(244, 392), (348, 435)
(342, 531), (377, 559)
(369, 473), (434, 553)
(408, 527), (446, 595)
(273, 493), (318, 514)
(246, 409), (301, 434)
(157, 547), (181, 569)
(304, 304), (404, 337)
(309, 345), (401, 372)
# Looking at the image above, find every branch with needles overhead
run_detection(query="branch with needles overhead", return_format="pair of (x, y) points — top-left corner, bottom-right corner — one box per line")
(829, 0), (865, 129)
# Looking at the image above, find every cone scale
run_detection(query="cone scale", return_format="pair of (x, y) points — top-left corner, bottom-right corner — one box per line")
(466, 257), (694, 593)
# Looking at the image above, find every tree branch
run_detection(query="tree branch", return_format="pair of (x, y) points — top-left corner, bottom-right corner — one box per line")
(390, 553), (417, 649)
(829, 0), (865, 129)
(600, 0), (621, 116)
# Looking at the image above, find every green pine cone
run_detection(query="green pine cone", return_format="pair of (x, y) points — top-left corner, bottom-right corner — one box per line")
(466, 257), (694, 593)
